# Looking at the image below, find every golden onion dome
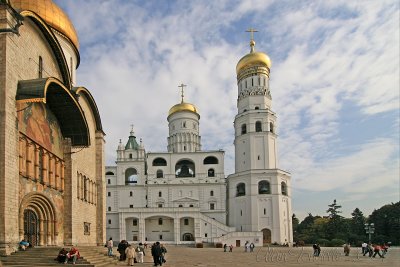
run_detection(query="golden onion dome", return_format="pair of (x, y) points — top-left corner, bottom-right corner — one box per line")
(168, 102), (199, 117)
(236, 40), (271, 74)
(10, 0), (79, 50)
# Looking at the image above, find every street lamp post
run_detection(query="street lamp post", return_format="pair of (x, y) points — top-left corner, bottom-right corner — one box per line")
(364, 223), (375, 243)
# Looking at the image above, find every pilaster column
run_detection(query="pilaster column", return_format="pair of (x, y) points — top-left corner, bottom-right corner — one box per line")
(139, 217), (145, 243)
(119, 213), (126, 241)
(39, 220), (45, 246)
(174, 217), (180, 244)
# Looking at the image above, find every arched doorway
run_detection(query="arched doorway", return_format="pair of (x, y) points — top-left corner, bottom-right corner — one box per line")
(24, 209), (39, 246)
(19, 193), (58, 246)
(182, 233), (194, 241)
(262, 228), (271, 244)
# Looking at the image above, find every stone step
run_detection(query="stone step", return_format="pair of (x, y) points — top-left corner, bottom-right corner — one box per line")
(1, 262), (94, 266)
(0, 246), (94, 267)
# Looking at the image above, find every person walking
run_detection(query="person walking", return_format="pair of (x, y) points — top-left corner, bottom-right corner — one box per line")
(372, 244), (384, 258)
(229, 244), (233, 252)
(160, 244), (167, 264)
(136, 243), (145, 263)
(118, 240), (128, 261)
(244, 241), (249, 252)
(125, 244), (136, 266)
(107, 237), (114, 256)
(361, 242), (367, 255)
(250, 243), (255, 252)
(151, 242), (162, 266)
(343, 243), (350, 256)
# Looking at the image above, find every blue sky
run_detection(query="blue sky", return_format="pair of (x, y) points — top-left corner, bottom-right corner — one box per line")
(55, 0), (399, 220)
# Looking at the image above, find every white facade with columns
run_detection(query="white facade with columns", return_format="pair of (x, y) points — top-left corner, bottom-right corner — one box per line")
(106, 36), (292, 246)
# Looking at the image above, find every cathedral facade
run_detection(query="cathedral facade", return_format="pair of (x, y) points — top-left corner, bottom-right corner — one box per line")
(106, 36), (292, 246)
(0, 0), (105, 255)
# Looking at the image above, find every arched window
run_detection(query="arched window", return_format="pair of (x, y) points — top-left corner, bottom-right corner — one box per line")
(38, 56), (43, 78)
(156, 170), (163, 178)
(241, 124), (247, 135)
(175, 159), (195, 178)
(125, 168), (138, 185)
(153, 158), (167, 166)
(207, 169), (215, 177)
(281, 182), (288, 196)
(210, 190), (214, 196)
(236, 183), (246, 197)
(105, 171), (114, 175)
(255, 121), (262, 132)
(255, 106), (259, 110)
(258, 180), (271, 194)
(158, 218), (163, 225)
(204, 156), (218, 164)
(270, 122), (274, 133)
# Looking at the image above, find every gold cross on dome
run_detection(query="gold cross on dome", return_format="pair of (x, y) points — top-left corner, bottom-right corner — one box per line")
(246, 28), (258, 41)
(178, 83), (187, 103)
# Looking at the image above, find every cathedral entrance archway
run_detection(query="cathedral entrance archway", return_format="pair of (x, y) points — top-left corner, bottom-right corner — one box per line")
(24, 209), (39, 246)
(262, 228), (271, 244)
(19, 193), (58, 246)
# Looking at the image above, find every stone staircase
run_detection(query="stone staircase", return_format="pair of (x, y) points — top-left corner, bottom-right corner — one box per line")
(76, 246), (122, 267)
(0, 247), (94, 267)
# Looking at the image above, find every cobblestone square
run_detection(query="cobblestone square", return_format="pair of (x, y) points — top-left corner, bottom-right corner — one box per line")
(134, 246), (400, 267)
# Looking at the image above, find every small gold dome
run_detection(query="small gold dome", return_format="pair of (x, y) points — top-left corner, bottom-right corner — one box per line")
(10, 0), (79, 50)
(236, 51), (271, 74)
(168, 102), (199, 117)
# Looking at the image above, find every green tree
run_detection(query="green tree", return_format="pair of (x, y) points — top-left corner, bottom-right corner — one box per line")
(327, 199), (342, 219)
(350, 208), (366, 236)
(297, 213), (318, 244)
(369, 202), (400, 245)
(326, 199), (346, 239)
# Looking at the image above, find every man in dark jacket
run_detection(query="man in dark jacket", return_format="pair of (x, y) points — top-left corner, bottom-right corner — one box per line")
(151, 242), (162, 266)
(117, 240), (128, 261)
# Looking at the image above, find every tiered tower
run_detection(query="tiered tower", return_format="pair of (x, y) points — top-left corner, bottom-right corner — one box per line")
(227, 29), (292, 245)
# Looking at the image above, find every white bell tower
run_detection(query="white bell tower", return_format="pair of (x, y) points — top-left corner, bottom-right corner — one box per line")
(167, 84), (201, 153)
(227, 29), (292, 245)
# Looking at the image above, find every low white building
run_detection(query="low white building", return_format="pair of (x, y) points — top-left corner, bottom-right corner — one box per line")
(106, 36), (292, 247)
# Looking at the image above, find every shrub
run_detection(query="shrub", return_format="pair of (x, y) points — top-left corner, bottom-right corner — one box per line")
(316, 239), (329, 246)
(329, 239), (346, 247)
(196, 243), (203, 248)
(215, 243), (223, 248)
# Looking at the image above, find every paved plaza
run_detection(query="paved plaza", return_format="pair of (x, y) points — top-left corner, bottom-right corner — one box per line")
(115, 245), (399, 267)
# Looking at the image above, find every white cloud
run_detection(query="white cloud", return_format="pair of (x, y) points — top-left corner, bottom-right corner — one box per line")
(56, 0), (399, 217)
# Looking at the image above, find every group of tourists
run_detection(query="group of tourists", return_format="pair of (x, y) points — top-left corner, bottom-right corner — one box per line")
(223, 244), (234, 252)
(106, 237), (168, 266)
(55, 247), (80, 265)
(150, 241), (167, 266)
(106, 238), (147, 266)
(361, 242), (389, 258)
(244, 241), (255, 252)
